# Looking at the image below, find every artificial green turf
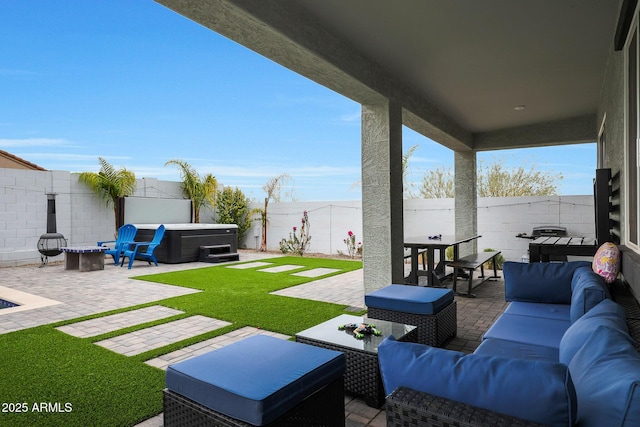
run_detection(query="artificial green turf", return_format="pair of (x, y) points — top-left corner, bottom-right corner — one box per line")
(0, 256), (362, 427)
(0, 326), (165, 427)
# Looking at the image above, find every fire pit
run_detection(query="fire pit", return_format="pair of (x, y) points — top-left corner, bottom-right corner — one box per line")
(37, 194), (67, 267)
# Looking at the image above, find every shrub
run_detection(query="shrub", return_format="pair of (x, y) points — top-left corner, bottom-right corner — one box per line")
(483, 248), (504, 270)
(216, 187), (252, 242)
(343, 231), (362, 259)
(279, 211), (311, 256)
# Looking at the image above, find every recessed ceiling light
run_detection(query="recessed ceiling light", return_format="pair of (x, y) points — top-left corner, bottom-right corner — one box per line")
(514, 105), (526, 111)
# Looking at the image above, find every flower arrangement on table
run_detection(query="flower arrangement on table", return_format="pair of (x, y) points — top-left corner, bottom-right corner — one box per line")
(338, 322), (382, 339)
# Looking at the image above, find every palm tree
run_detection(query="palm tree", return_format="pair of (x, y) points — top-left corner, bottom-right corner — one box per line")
(165, 159), (218, 223)
(258, 173), (290, 251)
(77, 157), (136, 237)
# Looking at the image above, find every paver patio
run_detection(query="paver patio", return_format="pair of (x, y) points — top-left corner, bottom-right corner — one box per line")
(56, 306), (184, 338)
(0, 250), (507, 427)
(95, 315), (232, 356)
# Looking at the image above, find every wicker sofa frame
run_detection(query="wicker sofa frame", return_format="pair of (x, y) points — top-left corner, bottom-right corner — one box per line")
(384, 281), (640, 427)
(386, 387), (543, 427)
(367, 300), (457, 346)
(163, 376), (345, 427)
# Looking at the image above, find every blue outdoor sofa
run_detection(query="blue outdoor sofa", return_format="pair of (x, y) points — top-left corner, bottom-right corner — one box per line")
(379, 261), (640, 427)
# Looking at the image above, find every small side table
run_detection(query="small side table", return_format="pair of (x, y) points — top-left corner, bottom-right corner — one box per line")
(61, 246), (107, 272)
(296, 313), (417, 408)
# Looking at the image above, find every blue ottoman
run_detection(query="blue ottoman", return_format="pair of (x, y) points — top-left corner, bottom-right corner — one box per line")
(365, 284), (457, 346)
(164, 335), (346, 426)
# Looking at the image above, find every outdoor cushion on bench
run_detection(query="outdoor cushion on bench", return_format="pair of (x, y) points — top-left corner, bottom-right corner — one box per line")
(504, 301), (571, 321)
(378, 336), (576, 426)
(569, 324), (640, 426)
(559, 299), (629, 364)
(474, 337), (560, 361)
(483, 313), (570, 349)
(569, 266), (611, 322)
(165, 335), (345, 426)
(380, 260), (639, 427)
(504, 261), (591, 303)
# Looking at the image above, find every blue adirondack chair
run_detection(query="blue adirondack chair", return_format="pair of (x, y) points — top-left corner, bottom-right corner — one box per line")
(98, 224), (138, 266)
(120, 224), (165, 269)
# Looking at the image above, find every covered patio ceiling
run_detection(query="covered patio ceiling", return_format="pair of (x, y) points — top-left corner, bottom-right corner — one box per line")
(155, 0), (620, 151)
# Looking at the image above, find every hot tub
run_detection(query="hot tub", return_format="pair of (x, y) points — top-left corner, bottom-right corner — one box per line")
(133, 224), (238, 264)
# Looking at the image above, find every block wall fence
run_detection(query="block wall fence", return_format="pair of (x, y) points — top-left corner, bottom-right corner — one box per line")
(0, 168), (595, 267)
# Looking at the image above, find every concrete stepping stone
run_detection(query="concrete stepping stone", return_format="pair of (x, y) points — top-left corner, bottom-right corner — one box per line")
(145, 326), (290, 370)
(259, 264), (305, 273)
(226, 261), (273, 269)
(56, 306), (183, 338)
(95, 315), (231, 356)
(292, 268), (341, 278)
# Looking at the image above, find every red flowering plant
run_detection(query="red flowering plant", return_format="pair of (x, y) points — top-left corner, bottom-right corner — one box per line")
(279, 211), (312, 256)
(343, 230), (362, 259)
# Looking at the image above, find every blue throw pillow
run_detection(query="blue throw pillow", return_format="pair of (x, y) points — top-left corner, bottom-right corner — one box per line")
(504, 261), (591, 304)
(559, 299), (628, 364)
(569, 267), (611, 323)
(568, 325), (640, 427)
(378, 337), (576, 426)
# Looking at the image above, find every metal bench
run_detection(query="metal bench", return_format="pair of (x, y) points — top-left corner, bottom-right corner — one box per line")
(449, 251), (501, 297)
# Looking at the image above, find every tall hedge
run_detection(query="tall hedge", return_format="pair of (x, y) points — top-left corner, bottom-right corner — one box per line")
(216, 187), (252, 243)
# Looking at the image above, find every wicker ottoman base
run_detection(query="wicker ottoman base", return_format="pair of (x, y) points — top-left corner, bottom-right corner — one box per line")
(163, 376), (345, 427)
(368, 300), (457, 346)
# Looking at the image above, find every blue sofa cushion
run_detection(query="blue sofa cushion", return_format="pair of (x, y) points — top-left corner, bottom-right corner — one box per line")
(559, 299), (629, 365)
(568, 325), (640, 427)
(378, 337), (576, 426)
(475, 338), (559, 362)
(505, 301), (570, 321)
(569, 266), (610, 323)
(483, 313), (570, 349)
(165, 336), (345, 426)
(364, 284), (454, 315)
(504, 261), (591, 303)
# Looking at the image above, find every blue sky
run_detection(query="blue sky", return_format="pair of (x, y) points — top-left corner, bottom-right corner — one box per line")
(1, 1), (596, 201)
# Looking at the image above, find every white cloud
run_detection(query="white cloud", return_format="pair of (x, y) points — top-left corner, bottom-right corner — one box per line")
(0, 69), (39, 77)
(409, 155), (441, 164)
(341, 111), (361, 122)
(16, 152), (130, 161)
(0, 138), (68, 148)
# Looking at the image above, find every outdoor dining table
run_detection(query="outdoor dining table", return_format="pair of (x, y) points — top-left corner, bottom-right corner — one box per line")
(404, 235), (481, 286)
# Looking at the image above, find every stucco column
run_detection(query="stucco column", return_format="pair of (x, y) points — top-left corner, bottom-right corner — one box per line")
(361, 101), (405, 294)
(454, 150), (478, 255)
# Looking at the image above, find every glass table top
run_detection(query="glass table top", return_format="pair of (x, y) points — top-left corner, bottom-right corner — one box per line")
(296, 313), (416, 353)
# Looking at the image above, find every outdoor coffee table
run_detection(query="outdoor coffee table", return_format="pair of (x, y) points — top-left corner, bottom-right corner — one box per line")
(61, 246), (107, 272)
(296, 313), (417, 408)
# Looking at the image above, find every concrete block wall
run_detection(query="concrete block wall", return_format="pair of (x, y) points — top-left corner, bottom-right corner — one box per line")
(0, 167), (596, 267)
(246, 195), (596, 263)
(0, 169), (186, 267)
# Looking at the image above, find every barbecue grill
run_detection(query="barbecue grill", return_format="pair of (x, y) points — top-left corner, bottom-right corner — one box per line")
(516, 225), (567, 240)
(516, 225), (568, 262)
